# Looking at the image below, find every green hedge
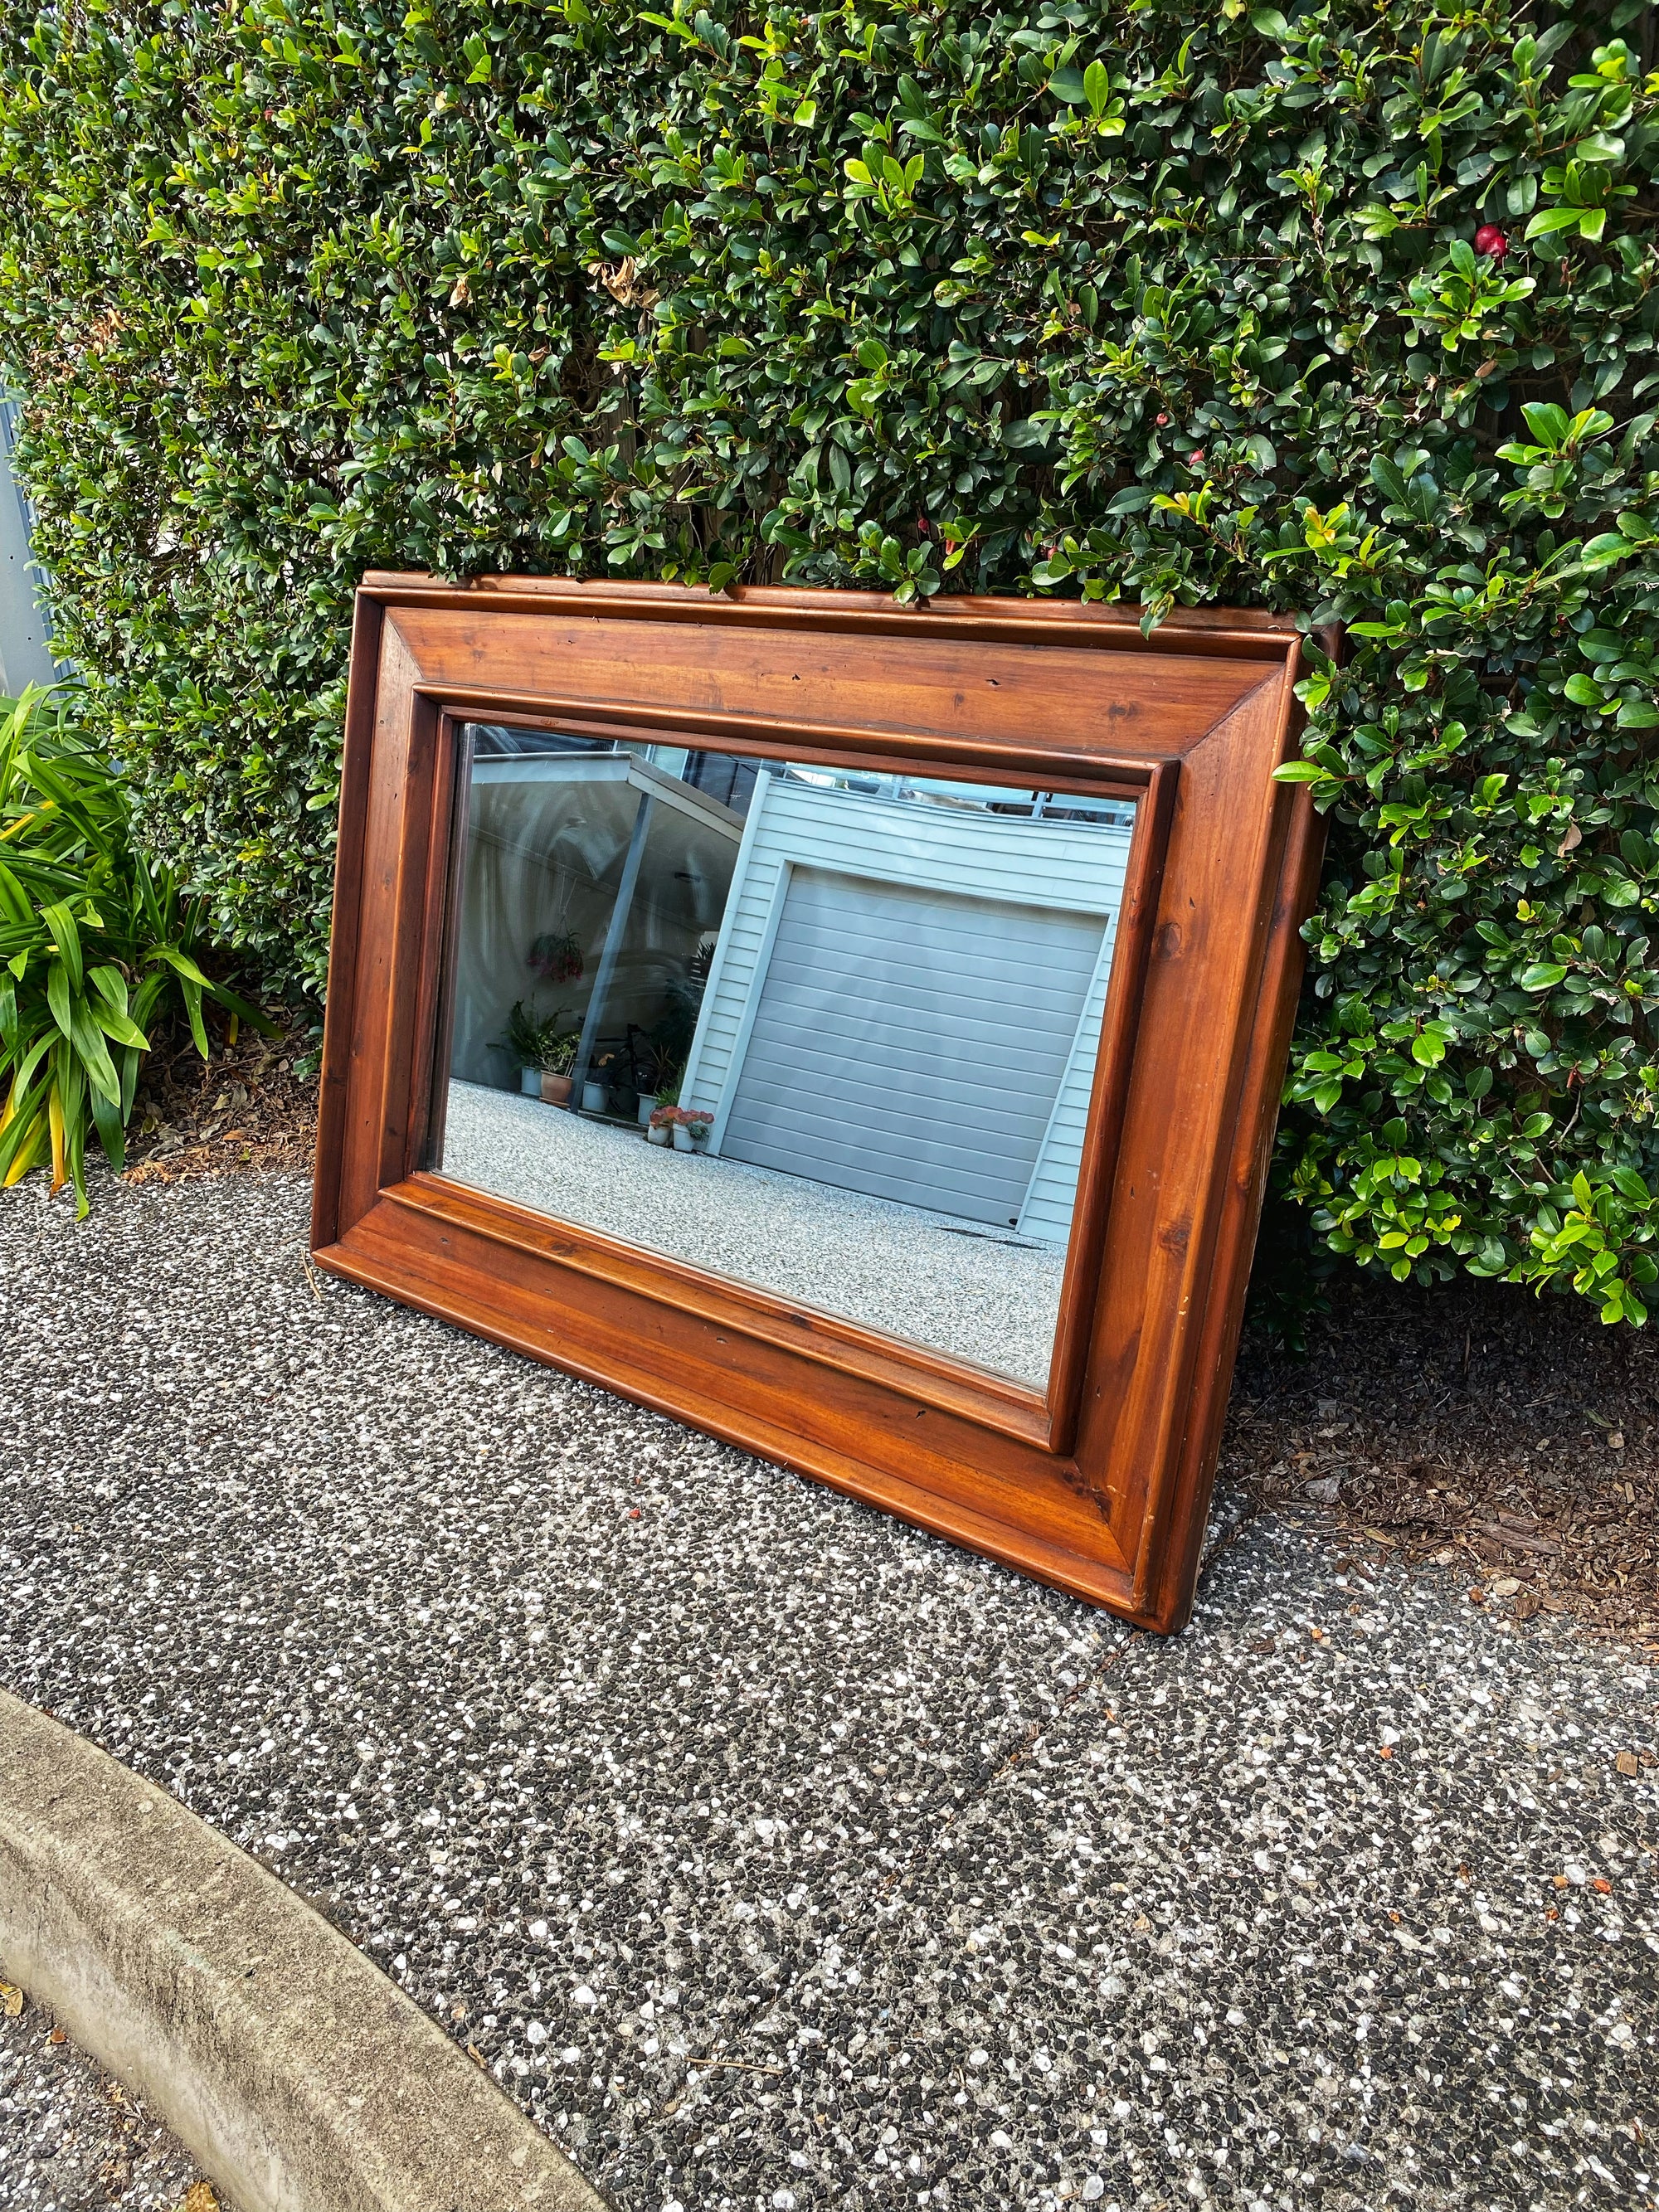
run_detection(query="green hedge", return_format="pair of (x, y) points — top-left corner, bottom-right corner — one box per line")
(1, 1), (1657, 1315)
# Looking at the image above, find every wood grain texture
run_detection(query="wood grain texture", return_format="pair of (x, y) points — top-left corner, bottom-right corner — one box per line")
(1136, 650), (1323, 1631)
(392, 605), (1269, 763)
(1074, 674), (1303, 1584)
(364, 571), (1301, 660)
(311, 575), (1324, 1631)
(310, 589), (384, 1252)
(1044, 756), (1176, 1458)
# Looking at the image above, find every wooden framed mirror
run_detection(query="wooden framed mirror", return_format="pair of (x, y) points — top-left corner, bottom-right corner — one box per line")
(311, 576), (1321, 1631)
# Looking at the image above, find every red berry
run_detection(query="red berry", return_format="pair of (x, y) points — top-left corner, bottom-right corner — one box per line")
(1155, 412), (1169, 426)
(1474, 224), (1508, 260)
(1189, 450), (1205, 468)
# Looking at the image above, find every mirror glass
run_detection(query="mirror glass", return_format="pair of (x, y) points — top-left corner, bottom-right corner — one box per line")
(431, 727), (1137, 1390)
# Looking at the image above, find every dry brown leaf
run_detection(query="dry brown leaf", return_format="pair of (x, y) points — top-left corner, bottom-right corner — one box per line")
(1479, 1519), (1561, 1556)
(585, 255), (659, 309)
(179, 2184), (220, 2212)
(0, 1983), (22, 2019)
(1616, 1750), (1641, 1777)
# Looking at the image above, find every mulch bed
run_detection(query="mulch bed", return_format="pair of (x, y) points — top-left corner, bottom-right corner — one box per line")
(123, 1015), (319, 1185)
(110, 1038), (1657, 1647)
(1224, 1271), (1659, 1651)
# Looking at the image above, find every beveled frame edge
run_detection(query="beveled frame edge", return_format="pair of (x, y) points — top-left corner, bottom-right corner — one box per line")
(408, 708), (1175, 1452)
(1129, 620), (1340, 1628)
(311, 576), (1325, 1629)
(362, 570), (1303, 662)
(1138, 770), (1326, 1631)
(310, 586), (385, 1255)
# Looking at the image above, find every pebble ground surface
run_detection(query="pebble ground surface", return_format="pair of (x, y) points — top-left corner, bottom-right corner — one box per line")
(2, 1171), (1657, 2212)
(0, 1988), (212, 2210)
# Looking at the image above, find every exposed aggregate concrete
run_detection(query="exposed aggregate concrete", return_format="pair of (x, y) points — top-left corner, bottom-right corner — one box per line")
(2, 1170), (1657, 2212)
(0, 1987), (213, 2210)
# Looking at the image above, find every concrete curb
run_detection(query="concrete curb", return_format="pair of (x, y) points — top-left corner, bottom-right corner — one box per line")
(0, 1689), (611, 2212)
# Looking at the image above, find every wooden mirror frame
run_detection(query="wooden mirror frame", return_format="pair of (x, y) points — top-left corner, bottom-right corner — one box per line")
(311, 576), (1324, 1632)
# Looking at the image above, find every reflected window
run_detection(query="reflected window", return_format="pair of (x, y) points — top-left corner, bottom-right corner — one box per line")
(434, 728), (1136, 1388)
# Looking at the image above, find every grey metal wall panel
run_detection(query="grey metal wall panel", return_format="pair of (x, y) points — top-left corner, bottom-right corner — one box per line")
(720, 868), (1106, 1227)
(0, 401), (58, 693)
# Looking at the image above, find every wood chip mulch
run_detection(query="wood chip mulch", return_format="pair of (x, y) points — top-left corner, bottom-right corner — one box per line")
(122, 1016), (319, 1185)
(1224, 1268), (1659, 1651)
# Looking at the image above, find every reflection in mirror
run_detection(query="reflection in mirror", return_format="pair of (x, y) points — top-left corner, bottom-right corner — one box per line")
(431, 727), (1137, 1389)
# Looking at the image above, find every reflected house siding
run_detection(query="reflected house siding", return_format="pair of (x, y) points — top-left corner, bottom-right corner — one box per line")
(720, 869), (1106, 1231)
(679, 776), (1133, 1248)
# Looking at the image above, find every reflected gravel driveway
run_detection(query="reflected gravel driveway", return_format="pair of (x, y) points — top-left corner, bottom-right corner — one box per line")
(440, 1080), (1064, 1388)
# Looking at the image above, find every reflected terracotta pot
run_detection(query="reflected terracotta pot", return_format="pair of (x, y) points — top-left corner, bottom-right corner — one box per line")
(540, 1072), (573, 1105)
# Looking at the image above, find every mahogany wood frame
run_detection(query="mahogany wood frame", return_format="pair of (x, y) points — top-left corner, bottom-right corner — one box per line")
(311, 576), (1324, 1632)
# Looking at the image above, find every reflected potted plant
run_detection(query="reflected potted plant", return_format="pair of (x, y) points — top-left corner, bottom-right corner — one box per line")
(582, 1046), (619, 1116)
(539, 1026), (580, 1106)
(528, 927), (584, 985)
(626, 1027), (671, 1125)
(672, 1109), (713, 1155)
(648, 1077), (679, 1146)
(641, 1062), (681, 1132)
(499, 1002), (567, 1096)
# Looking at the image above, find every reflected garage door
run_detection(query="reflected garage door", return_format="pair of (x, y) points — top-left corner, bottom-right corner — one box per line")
(719, 868), (1107, 1228)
